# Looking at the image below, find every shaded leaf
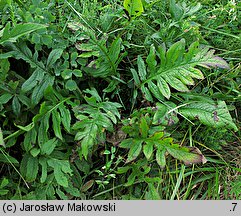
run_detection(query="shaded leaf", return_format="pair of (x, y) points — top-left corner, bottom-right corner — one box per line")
(52, 110), (63, 140)
(65, 79), (77, 91)
(20, 154), (39, 182)
(40, 138), (58, 155)
(131, 68), (141, 86)
(81, 180), (95, 192)
(145, 183), (160, 200)
(12, 96), (21, 116)
(31, 75), (54, 105)
(0, 93), (12, 104)
(47, 159), (72, 188)
(126, 139), (143, 163)
(140, 117), (149, 138)
(39, 157), (48, 183)
(21, 69), (44, 92)
(58, 104), (71, 133)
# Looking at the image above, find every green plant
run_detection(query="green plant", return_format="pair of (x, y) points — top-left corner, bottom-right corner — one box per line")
(119, 108), (207, 166)
(0, 0), (240, 200)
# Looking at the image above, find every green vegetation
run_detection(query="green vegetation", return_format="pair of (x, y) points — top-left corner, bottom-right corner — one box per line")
(0, 0), (240, 200)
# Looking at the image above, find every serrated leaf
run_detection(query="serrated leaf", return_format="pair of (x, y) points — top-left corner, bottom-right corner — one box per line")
(137, 55), (147, 81)
(153, 105), (168, 125)
(40, 138), (58, 155)
(84, 88), (102, 102)
(0, 23), (46, 45)
(21, 154), (39, 182)
(72, 69), (82, 77)
(46, 49), (63, 68)
(151, 131), (165, 140)
(157, 77), (171, 99)
(0, 127), (5, 147)
(146, 44), (157, 73)
(75, 122), (98, 160)
(131, 68), (141, 86)
(12, 96), (21, 116)
(52, 110), (63, 140)
(119, 138), (133, 148)
(156, 148), (166, 169)
(198, 56), (230, 69)
(179, 100), (238, 131)
(21, 69), (45, 92)
(143, 141), (154, 160)
(109, 37), (122, 63)
(39, 157), (48, 183)
(148, 81), (164, 100)
(58, 105), (71, 133)
(138, 40), (229, 101)
(166, 39), (185, 65)
(126, 139), (143, 163)
(164, 75), (189, 92)
(166, 145), (207, 165)
(47, 159), (72, 187)
(141, 85), (153, 102)
(81, 136), (94, 160)
(31, 75), (54, 105)
(169, 0), (184, 20)
(140, 117), (149, 138)
(145, 183), (160, 200)
(6, 42), (46, 73)
(123, 0), (144, 20)
(0, 93), (12, 104)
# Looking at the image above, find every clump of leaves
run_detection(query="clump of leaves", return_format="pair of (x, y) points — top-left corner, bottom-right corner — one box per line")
(119, 108), (207, 167)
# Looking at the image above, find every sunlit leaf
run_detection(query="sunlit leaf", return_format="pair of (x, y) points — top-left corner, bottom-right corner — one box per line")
(123, 0), (144, 20)
(0, 127), (5, 147)
(179, 100), (238, 131)
(0, 23), (46, 44)
(166, 144), (207, 165)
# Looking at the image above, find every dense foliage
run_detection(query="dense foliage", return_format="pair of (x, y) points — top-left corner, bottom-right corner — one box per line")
(0, 0), (240, 200)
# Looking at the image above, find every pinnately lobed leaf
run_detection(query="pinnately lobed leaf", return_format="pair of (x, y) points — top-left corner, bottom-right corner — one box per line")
(0, 23), (47, 45)
(132, 40), (230, 100)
